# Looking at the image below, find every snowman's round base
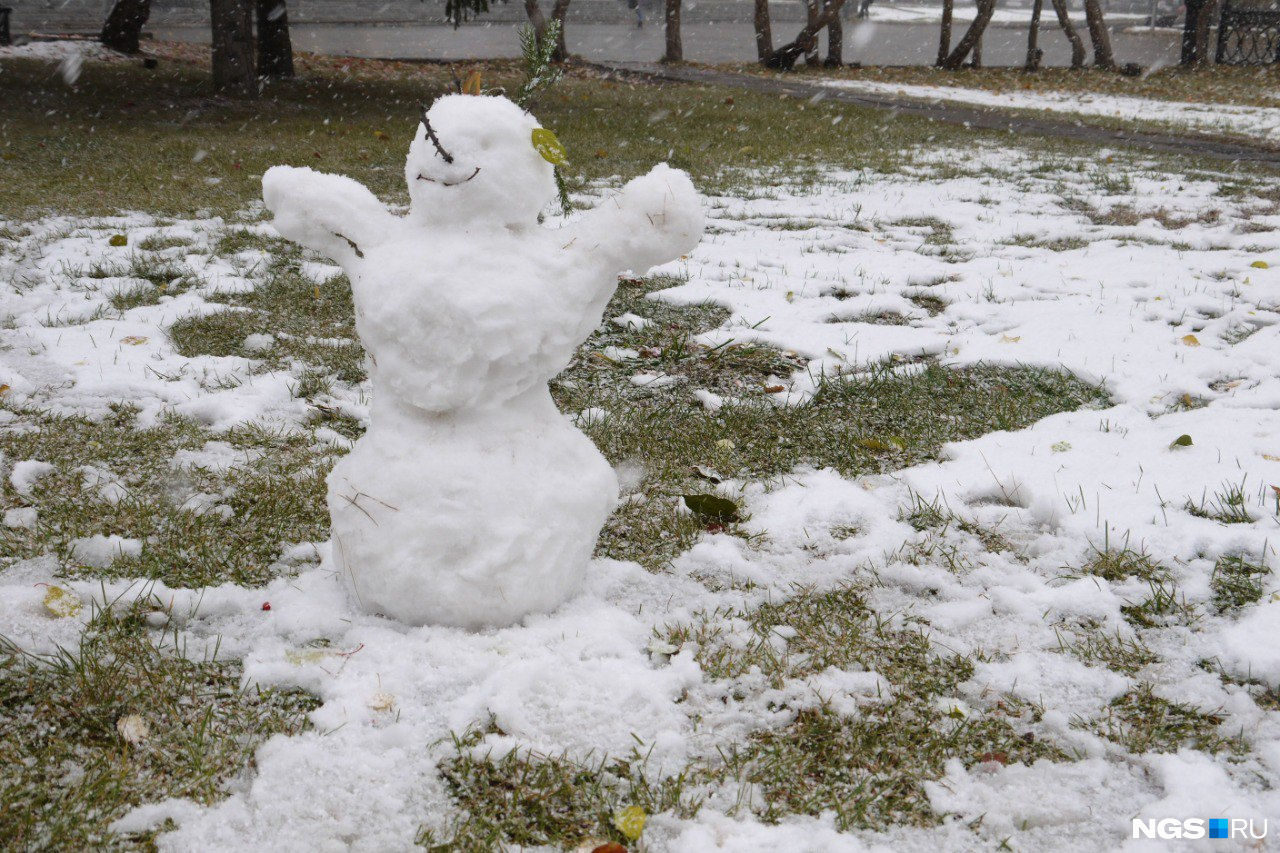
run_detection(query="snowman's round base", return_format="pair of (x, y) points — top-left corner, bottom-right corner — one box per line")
(328, 391), (617, 629)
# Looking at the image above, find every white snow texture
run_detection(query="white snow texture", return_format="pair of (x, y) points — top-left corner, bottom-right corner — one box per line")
(262, 94), (704, 628)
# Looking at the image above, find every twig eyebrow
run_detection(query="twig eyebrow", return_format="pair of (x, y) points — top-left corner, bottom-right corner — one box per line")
(420, 105), (454, 164)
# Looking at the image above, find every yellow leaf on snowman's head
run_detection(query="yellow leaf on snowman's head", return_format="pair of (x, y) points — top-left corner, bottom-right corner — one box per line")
(532, 128), (568, 166)
(44, 585), (83, 618)
(462, 70), (483, 95)
(612, 805), (647, 841)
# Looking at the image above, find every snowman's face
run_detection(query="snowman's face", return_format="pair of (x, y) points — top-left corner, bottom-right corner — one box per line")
(405, 94), (557, 229)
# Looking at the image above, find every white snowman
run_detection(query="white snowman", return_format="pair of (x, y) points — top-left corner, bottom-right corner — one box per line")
(262, 94), (703, 629)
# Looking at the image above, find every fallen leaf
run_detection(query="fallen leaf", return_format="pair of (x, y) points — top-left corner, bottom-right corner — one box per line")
(373, 130), (389, 140)
(1000, 334), (1021, 343)
(120, 336), (148, 345)
(978, 751), (1009, 765)
(763, 384), (786, 394)
(693, 465), (722, 483)
(715, 439), (735, 451)
(368, 691), (396, 713)
(1051, 441), (1071, 453)
(613, 805), (647, 842)
(1251, 260), (1270, 269)
(0, 385), (9, 395)
(1170, 434), (1194, 448)
(462, 69), (483, 95)
(43, 585), (82, 618)
(682, 494), (740, 522)
(1180, 334), (1201, 347)
(116, 714), (150, 745)
(1263, 454), (1280, 462)
(857, 436), (906, 452)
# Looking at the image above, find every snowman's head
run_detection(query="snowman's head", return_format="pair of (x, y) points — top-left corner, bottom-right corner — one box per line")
(405, 94), (557, 228)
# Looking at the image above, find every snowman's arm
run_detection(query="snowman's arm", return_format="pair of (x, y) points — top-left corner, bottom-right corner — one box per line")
(262, 166), (396, 264)
(562, 164), (703, 280)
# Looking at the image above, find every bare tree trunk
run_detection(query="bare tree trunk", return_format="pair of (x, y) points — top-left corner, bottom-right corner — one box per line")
(1192, 0), (1218, 64)
(1181, 0), (1202, 63)
(1082, 0), (1115, 67)
(210, 0), (256, 96)
(524, 0), (570, 60)
(754, 0), (774, 62)
(940, 0), (995, 69)
(825, 9), (843, 65)
(804, 0), (821, 66)
(763, 0), (849, 69)
(1050, 0), (1087, 67)
(100, 0), (151, 53)
(256, 0), (293, 78)
(1025, 0), (1043, 69)
(663, 0), (682, 61)
(550, 0), (570, 59)
(937, 0), (954, 65)
(972, 26), (983, 65)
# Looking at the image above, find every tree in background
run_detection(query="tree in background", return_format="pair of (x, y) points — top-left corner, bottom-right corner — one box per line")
(762, 0), (847, 69)
(1049, 0), (1087, 67)
(210, 0), (257, 95)
(938, 0), (995, 68)
(935, 0), (953, 65)
(1082, 0), (1116, 67)
(753, 0), (773, 63)
(99, 0), (151, 53)
(256, 0), (294, 78)
(1181, 0), (1218, 64)
(664, 0), (682, 62)
(825, 10), (843, 66)
(521, 0), (571, 59)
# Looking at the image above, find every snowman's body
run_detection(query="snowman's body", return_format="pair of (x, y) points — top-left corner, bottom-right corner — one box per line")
(263, 94), (702, 628)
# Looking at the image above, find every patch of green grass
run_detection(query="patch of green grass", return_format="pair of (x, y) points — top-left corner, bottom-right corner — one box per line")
(1077, 545), (1167, 584)
(560, 279), (1107, 571)
(727, 701), (1057, 831)
(666, 583), (1063, 830)
(0, 406), (335, 587)
(136, 233), (195, 252)
(168, 251), (362, 386)
(1008, 234), (1091, 252)
(1210, 551), (1271, 613)
(1058, 629), (1157, 677)
(421, 729), (698, 850)
(1088, 684), (1240, 755)
(1185, 480), (1256, 525)
(0, 602), (318, 850)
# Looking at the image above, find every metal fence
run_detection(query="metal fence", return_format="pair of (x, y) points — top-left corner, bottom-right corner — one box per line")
(1216, 0), (1280, 63)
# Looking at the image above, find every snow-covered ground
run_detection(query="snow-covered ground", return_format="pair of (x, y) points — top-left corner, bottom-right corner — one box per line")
(820, 78), (1280, 142)
(2, 147), (1279, 849)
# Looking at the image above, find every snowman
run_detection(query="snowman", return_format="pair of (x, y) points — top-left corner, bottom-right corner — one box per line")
(262, 94), (703, 629)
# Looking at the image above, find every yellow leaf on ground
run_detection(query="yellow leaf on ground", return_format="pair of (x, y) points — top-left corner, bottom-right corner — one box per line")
(43, 585), (83, 618)
(1251, 260), (1270, 269)
(613, 805), (647, 841)
(120, 335), (148, 345)
(1181, 334), (1201, 347)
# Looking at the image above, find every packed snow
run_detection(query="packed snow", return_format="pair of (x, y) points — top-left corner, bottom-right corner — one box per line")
(820, 78), (1280, 142)
(1, 143), (1278, 850)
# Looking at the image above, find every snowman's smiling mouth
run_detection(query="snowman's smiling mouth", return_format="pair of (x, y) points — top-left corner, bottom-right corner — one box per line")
(417, 167), (481, 187)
